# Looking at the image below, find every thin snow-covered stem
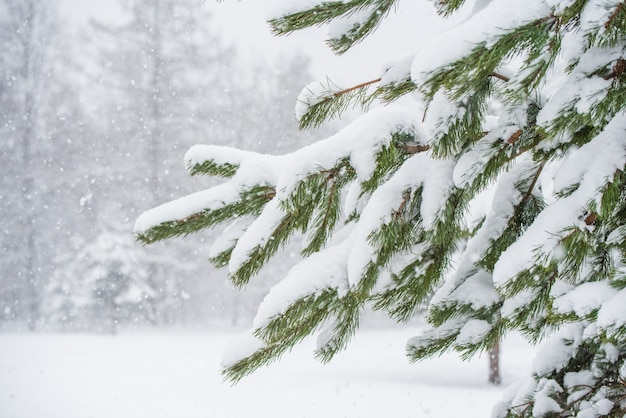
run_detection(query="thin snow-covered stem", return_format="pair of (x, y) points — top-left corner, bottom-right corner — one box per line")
(393, 190), (411, 219)
(318, 172), (339, 237)
(516, 162), (545, 222)
(320, 77), (383, 105)
(337, 78), (382, 95)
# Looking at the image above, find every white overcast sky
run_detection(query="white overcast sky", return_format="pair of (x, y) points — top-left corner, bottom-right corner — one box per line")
(59, 0), (465, 83)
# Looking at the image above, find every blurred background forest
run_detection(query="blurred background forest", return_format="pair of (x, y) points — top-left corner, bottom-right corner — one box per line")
(0, 0), (335, 332)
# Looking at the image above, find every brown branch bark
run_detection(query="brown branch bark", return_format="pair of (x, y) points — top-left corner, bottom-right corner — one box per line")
(334, 77), (382, 98)
(604, 58), (626, 80)
(584, 212), (597, 226)
(178, 212), (203, 224)
(520, 162), (545, 208)
(605, 2), (624, 29)
(312, 77), (383, 109)
(489, 72), (510, 82)
(402, 144), (431, 154)
(507, 129), (523, 145)
(393, 190), (412, 218)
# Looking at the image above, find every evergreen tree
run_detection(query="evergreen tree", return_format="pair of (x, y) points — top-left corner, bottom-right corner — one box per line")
(136, 1), (626, 415)
(43, 229), (155, 333)
(90, 0), (236, 208)
(87, 0), (240, 325)
(91, 1), (323, 326)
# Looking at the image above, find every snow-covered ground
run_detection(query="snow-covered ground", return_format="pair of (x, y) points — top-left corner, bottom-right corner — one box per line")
(1, 327), (534, 418)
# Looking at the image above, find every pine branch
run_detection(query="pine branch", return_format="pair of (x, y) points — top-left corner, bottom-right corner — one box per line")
(334, 77), (382, 97)
(422, 15), (556, 105)
(230, 212), (299, 286)
(136, 185), (275, 244)
(223, 289), (338, 383)
(269, 0), (399, 54)
(186, 159), (238, 178)
(374, 78), (418, 103)
(310, 172), (339, 246)
(326, 0), (398, 54)
(255, 290), (337, 344)
(301, 160), (355, 255)
(430, 0), (466, 17)
(140, 2), (626, 411)
(428, 79), (491, 158)
(314, 292), (363, 362)
(297, 78), (381, 130)
(373, 189), (465, 322)
(269, 1), (365, 35)
(298, 76), (419, 129)
(360, 133), (424, 193)
(465, 104), (543, 197)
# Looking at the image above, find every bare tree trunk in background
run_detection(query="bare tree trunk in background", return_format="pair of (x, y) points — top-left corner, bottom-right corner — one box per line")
(149, 1), (163, 207)
(489, 339), (501, 385)
(19, 0), (39, 329)
(231, 291), (239, 327)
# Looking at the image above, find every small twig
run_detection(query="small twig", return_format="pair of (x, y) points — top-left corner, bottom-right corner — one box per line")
(318, 175), (338, 235)
(333, 77), (382, 98)
(508, 400), (533, 414)
(508, 161), (545, 231)
(311, 78), (383, 109)
(520, 161), (545, 207)
(489, 72), (510, 82)
(509, 145), (533, 160)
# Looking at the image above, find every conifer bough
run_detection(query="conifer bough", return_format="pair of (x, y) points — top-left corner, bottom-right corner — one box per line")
(136, 1), (626, 416)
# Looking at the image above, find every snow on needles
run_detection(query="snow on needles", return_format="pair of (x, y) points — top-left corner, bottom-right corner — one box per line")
(410, 0), (550, 87)
(134, 183), (241, 235)
(135, 106), (423, 285)
(493, 111), (626, 287)
(295, 79), (338, 122)
(135, 2), (626, 413)
(264, 0), (328, 20)
(253, 235), (352, 329)
(598, 288), (626, 338)
(553, 282), (617, 318)
(347, 152), (454, 287)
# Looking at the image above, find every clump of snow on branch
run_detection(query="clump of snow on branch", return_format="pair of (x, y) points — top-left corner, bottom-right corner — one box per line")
(294, 79), (341, 122)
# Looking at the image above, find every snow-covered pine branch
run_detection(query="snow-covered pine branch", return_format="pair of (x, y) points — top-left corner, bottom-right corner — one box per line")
(267, 0), (399, 54)
(136, 0), (626, 415)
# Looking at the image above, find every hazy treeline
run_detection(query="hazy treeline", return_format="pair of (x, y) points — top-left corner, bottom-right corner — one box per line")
(0, 0), (321, 332)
